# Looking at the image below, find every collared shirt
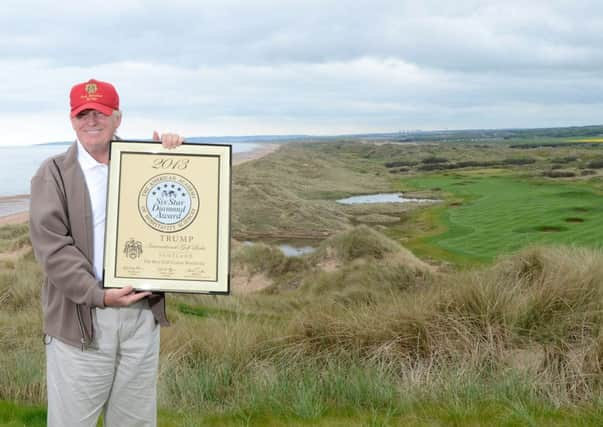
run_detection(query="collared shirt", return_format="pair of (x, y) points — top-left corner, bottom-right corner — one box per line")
(76, 140), (108, 281)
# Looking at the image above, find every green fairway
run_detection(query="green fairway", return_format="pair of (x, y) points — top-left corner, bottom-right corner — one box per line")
(403, 173), (603, 261)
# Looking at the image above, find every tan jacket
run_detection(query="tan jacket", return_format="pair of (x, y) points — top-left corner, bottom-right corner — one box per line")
(30, 142), (168, 349)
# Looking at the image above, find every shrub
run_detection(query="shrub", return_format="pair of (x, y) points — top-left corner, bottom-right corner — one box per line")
(388, 167), (410, 174)
(542, 170), (576, 178)
(455, 160), (498, 168)
(552, 156), (578, 164)
(417, 163), (456, 171)
(502, 158), (536, 165)
(384, 161), (417, 168)
(587, 159), (603, 169)
(421, 157), (449, 164)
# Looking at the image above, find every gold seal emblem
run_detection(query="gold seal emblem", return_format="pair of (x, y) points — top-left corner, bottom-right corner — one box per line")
(81, 82), (102, 101)
(138, 174), (199, 233)
(85, 83), (98, 94)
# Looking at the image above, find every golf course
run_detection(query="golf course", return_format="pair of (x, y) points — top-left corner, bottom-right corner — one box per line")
(402, 173), (603, 262)
(2, 129), (603, 425)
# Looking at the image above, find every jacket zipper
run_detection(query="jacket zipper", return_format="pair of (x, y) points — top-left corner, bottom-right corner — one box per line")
(75, 304), (89, 351)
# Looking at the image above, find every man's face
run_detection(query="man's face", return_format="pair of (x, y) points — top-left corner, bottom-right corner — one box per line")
(70, 109), (121, 155)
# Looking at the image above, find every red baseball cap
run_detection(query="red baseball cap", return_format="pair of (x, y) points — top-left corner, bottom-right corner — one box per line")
(70, 79), (120, 117)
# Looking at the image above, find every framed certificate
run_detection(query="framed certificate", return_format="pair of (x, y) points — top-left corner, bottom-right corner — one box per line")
(103, 140), (231, 294)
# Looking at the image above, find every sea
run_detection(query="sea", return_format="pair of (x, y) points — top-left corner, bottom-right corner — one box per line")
(0, 141), (261, 199)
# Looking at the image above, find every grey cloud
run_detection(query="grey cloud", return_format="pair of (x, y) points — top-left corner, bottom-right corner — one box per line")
(2, 0), (603, 137)
(3, 0), (603, 73)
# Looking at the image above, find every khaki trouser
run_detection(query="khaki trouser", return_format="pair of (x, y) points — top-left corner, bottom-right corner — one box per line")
(46, 301), (159, 427)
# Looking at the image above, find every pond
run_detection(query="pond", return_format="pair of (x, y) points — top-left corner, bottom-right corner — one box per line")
(279, 244), (317, 257)
(336, 193), (436, 205)
(243, 241), (317, 257)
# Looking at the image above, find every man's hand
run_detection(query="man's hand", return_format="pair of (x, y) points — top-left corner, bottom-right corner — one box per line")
(153, 130), (184, 149)
(104, 286), (151, 307)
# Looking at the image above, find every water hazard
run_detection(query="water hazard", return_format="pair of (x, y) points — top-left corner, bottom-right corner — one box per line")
(243, 241), (317, 257)
(336, 193), (436, 205)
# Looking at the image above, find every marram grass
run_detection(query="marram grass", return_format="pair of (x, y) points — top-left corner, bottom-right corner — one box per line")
(2, 220), (603, 424)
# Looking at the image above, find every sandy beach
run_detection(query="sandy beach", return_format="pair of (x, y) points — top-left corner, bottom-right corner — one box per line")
(233, 143), (280, 165)
(0, 143), (280, 226)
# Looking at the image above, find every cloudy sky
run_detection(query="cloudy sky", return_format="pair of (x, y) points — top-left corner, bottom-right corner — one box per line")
(2, 0), (603, 145)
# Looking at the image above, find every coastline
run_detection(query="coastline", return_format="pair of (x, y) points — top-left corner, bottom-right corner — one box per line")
(232, 143), (280, 165)
(0, 143), (280, 226)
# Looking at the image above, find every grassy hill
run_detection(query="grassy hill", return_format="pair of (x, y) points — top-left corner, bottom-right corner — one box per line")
(1, 222), (603, 425)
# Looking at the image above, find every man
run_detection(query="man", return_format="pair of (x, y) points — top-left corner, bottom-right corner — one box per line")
(29, 78), (183, 427)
